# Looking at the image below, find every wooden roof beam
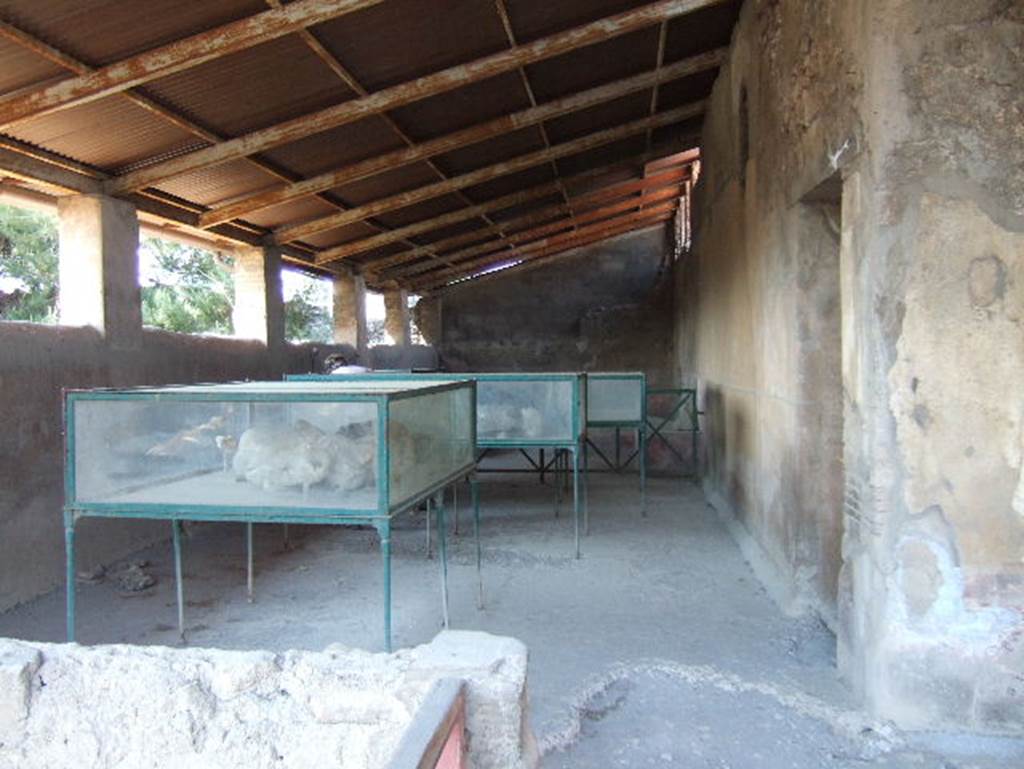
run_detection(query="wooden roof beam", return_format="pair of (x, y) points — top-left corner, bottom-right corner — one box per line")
(280, 102), (702, 245)
(401, 199), (679, 286)
(328, 155), (692, 271)
(327, 152), (692, 270)
(412, 206), (675, 291)
(107, 0), (727, 194)
(391, 185), (682, 280)
(197, 47), (723, 229)
(0, 0), (385, 128)
(427, 216), (674, 293)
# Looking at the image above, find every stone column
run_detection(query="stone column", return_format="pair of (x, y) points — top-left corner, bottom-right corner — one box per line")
(57, 194), (141, 349)
(332, 271), (368, 354)
(232, 245), (283, 349)
(383, 287), (410, 346)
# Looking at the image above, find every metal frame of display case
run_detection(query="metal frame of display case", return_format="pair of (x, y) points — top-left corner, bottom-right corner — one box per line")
(63, 380), (481, 652)
(585, 372), (647, 516)
(646, 387), (700, 478)
(289, 372), (588, 558)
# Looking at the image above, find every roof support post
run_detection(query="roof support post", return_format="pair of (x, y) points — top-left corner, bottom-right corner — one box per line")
(333, 271), (368, 356)
(57, 193), (141, 350)
(383, 288), (411, 347)
(232, 245), (284, 350)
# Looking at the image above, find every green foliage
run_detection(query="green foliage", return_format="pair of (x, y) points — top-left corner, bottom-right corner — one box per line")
(284, 278), (332, 343)
(140, 238), (234, 335)
(0, 203), (59, 323)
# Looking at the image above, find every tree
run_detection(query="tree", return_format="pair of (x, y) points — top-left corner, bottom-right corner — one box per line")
(284, 280), (332, 343)
(0, 203), (59, 323)
(140, 238), (234, 335)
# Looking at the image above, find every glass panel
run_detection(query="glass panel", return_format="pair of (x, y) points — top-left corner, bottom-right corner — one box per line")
(587, 377), (644, 423)
(475, 379), (574, 443)
(71, 397), (379, 512)
(388, 386), (474, 509)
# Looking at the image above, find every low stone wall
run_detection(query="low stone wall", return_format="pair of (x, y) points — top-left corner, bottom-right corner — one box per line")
(0, 630), (538, 769)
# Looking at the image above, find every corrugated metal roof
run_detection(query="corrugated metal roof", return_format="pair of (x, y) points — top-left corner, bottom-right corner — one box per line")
(0, 0), (738, 279)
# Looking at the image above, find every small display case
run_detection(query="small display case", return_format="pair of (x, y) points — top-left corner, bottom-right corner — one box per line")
(63, 380), (479, 651)
(586, 372), (647, 514)
(290, 372), (588, 556)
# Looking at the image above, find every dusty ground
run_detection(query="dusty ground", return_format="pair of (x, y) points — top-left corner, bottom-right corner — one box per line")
(1, 468), (1021, 768)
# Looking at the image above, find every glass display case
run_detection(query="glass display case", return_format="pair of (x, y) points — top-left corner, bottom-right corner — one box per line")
(63, 380), (479, 651)
(289, 372), (588, 557)
(586, 372), (647, 515)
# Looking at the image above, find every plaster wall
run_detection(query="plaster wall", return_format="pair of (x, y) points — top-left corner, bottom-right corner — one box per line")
(417, 226), (676, 385)
(679, 0), (1024, 732)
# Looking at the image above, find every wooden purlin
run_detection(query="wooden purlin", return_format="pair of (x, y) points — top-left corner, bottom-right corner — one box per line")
(390, 185), (683, 281)
(260, 0), (449, 263)
(414, 208), (675, 292)
(0, 0), (386, 128)
(409, 201), (678, 287)
(353, 162), (692, 273)
(425, 216), (674, 293)
(0, 16), (382, 246)
(198, 48), (724, 229)
(106, 0), (727, 194)
(493, 0), (573, 217)
(263, 0), (515, 261)
(277, 103), (703, 244)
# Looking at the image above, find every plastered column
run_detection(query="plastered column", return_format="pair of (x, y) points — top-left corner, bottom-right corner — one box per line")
(232, 245), (283, 349)
(383, 287), (410, 347)
(332, 271), (368, 354)
(57, 194), (141, 349)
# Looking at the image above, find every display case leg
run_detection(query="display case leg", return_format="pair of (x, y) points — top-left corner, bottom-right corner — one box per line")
(583, 438), (590, 536)
(436, 492), (450, 630)
(425, 498), (433, 560)
(172, 520), (186, 644)
(380, 523), (392, 653)
(615, 427), (621, 471)
(554, 450), (562, 518)
(246, 522), (254, 603)
(282, 523), (292, 551)
(472, 476), (483, 610)
(640, 426), (648, 517)
(539, 448), (546, 484)
(64, 512), (76, 643)
(453, 483), (460, 537)
(572, 447), (581, 559)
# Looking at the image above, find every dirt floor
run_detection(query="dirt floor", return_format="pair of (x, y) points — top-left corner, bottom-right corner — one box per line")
(2, 468), (1021, 768)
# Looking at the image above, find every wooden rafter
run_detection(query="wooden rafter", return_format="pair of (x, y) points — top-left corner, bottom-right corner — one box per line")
(0, 16), (381, 252)
(277, 102), (703, 244)
(392, 185), (683, 281)
(645, 21), (669, 154)
(430, 216), (675, 293)
(361, 162), (692, 274)
(493, 0), (572, 217)
(264, 1), (514, 261)
(106, 0), (726, 194)
(0, 136), (323, 267)
(413, 206), (676, 291)
(407, 200), (678, 286)
(198, 48), (723, 229)
(0, 0), (385, 128)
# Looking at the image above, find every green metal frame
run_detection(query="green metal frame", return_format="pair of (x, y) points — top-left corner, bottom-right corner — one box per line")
(584, 372), (647, 516)
(646, 387), (700, 478)
(289, 372), (588, 557)
(63, 380), (480, 652)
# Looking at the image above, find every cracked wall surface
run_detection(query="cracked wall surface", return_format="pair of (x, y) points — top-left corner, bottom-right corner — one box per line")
(678, 0), (1024, 732)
